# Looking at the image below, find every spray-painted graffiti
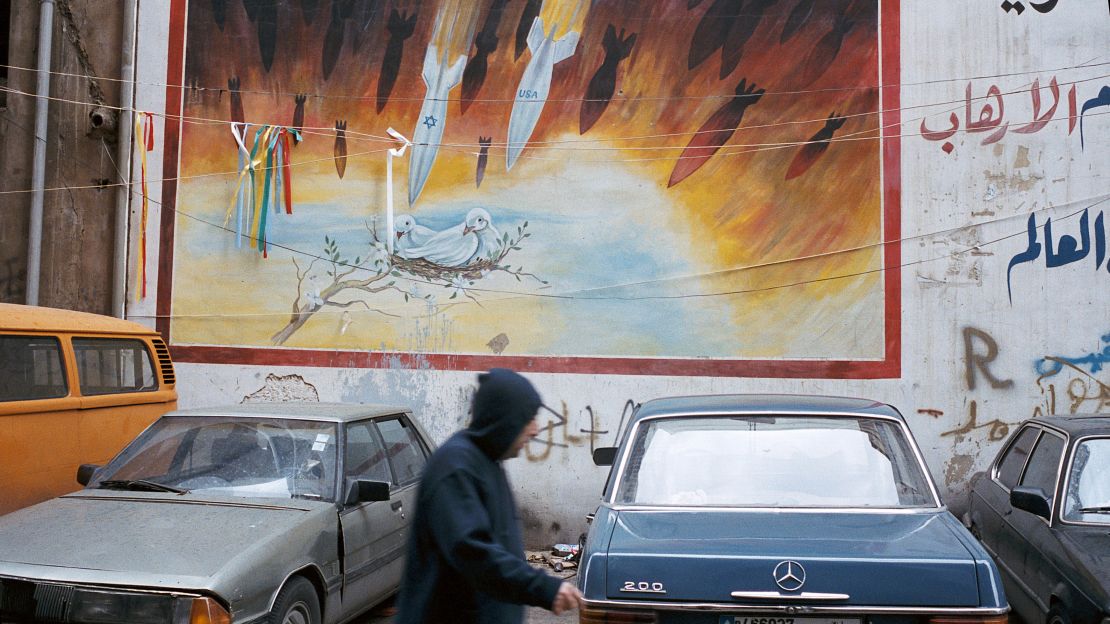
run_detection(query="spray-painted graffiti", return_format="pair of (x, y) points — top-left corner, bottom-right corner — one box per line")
(963, 327), (1015, 390)
(525, 400), (617, 463)
(1007, 208), (1110, 302)
(1033, 333), (1110, 415)
(942, 400), (1012, 442)
(919, 78), (1110, 153)
(941, 327), (1017, 442)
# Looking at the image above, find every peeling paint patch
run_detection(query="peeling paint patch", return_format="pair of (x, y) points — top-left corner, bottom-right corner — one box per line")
(487, 333), (510, 355)
(945, 454), (974, 489)
(983, 169), (1043, 192)
(242, 373), (320, 403)
(1014, 145), (1031, 169)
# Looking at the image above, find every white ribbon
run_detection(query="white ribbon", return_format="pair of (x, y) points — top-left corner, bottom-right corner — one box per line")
(230, 122), (252, 248)
(385, 127), (412, 255)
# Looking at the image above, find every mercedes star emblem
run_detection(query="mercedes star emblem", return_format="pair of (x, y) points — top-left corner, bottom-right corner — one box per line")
(773, 560), (806, 592)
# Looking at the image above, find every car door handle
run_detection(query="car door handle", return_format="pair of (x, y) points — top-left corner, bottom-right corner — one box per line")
(391, 500), (403, 511)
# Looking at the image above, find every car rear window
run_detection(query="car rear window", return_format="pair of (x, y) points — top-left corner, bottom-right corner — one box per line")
(0, 335), (67, 402)
(615, 415), (935, 508)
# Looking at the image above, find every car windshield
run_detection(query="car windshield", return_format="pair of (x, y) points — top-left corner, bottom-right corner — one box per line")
(1062, 437), (1110, 524)
(91, 416), (338, 502)
(614, 415), (936, 508)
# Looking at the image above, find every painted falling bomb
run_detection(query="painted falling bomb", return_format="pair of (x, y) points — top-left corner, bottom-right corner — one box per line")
(514, 0), (542, 60)
(580, 24), (636, 135)
(780, 0), (816, 43)
(408, 45), (467, 205)
(718, 0), (777, 79)
(377, 9), (418, 114)
(506, 17), (580, 171)
(667, 77), (765, 188)
(785, 112), (847, 180)
(461, 0), (510, 115)
(334, 120), (348, 179)
(476, 136), (492, 188)
(688, 0), (740, 71)
(228, 76), (244, 148)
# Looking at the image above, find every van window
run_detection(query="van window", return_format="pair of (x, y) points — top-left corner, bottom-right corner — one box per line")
(72, 338), (157, 396)
(0, 335), (68, 401)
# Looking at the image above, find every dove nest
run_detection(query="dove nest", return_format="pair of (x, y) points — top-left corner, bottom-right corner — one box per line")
(389, 255), (499, 282)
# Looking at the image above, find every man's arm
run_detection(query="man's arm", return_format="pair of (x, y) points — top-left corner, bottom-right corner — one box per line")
(425, 471), (566, 609)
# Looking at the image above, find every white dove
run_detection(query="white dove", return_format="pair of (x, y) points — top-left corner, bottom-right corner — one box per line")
(466, 208), (504, 264)
(394, 214), (436, 258)
(403, 209), (488, 267)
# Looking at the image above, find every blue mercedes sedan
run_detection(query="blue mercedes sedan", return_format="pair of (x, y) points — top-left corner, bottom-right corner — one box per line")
(579, 395), (1008, 624)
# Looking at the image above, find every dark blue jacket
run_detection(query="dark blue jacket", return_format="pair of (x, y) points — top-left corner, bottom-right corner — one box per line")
(396, 370), (562, 624)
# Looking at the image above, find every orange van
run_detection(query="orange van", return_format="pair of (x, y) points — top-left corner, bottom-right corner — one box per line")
(0, 303), (177, 514)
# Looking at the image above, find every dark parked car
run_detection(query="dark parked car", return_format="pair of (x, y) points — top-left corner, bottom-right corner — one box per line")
(580, 394), (1009, 624)
(966, 415), (1110, 624)
(0, 403), (433, 624)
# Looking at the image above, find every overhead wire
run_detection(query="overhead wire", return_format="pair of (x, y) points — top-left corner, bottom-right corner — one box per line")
(2, 56), (1107, 105)
(5, 89), (1099, 313)
(1, 77), (1108, 196)
(1, 59), (1107, 151)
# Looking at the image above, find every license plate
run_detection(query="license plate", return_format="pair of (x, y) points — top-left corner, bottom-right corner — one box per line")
(719, 618), (862, 624)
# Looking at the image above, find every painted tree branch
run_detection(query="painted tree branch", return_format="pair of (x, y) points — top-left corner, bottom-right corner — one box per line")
(270, 220), (545, 345)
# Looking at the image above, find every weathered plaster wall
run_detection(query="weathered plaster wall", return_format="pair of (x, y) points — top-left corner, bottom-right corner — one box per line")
(0, 0), (124, 313)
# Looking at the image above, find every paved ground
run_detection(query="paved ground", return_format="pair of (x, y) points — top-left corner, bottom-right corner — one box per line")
(351, 559), (578, 624)
(351, 592), (576, 624)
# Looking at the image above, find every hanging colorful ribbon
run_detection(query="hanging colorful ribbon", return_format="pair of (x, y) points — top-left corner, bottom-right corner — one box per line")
(133, 112), (155, 300)
(226, 122), (253, 248)
(226, 123), (302, 257)
(384, 127), (412, 255)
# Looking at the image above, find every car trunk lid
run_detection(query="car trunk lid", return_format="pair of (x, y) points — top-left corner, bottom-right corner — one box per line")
(605, 510), (981, 606)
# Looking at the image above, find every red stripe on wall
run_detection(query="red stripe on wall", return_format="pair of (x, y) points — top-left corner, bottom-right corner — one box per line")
(155, 0), (187, 342)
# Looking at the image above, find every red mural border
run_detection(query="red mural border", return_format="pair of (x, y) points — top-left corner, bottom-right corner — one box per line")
(157, 0), (901, 379)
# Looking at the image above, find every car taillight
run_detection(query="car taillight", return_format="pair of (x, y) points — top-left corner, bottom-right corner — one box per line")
(189, 597), (231, 624)
(581, 606), (658, 624)
(930, 615), (1009, 624)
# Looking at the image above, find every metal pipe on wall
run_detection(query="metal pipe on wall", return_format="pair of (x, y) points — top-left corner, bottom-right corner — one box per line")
(112, 0), (138, 318)
(26, 0), (55, 306)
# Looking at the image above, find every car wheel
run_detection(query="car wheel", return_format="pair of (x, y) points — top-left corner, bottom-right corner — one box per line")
(1047, 604), (1071, 624)
(270, 576), (320, 624)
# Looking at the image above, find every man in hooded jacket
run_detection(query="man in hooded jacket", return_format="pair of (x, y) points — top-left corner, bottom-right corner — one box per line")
(396, 369), (583, 624)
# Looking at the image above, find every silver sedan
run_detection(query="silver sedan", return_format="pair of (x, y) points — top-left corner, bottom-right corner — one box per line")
(0, 403), (433, 624)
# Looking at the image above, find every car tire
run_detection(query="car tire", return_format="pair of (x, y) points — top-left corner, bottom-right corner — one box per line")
(1047, 604), (1071, 624)
(270, 576), (320, 624)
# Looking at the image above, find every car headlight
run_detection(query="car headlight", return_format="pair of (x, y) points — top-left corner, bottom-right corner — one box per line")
(70, 589), (181, 623)
(68, 589), (229, 624)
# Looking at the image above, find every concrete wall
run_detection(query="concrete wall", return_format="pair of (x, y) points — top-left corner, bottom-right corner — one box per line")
(130, 0), (1110, 548)
(0, 0), (124, 314)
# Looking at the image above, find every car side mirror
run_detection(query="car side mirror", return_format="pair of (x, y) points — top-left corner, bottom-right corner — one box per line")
(593, 447), (617, 466)
(1011, 486), (1052, 520)
(76, 464), (100, 486)
(344, 479), (391, 506)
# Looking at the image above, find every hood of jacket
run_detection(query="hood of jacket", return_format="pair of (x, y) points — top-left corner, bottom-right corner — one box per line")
(465, 368), (542, 460)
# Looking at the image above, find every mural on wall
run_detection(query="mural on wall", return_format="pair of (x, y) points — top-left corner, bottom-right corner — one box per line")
(166, 0), (897, 370)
